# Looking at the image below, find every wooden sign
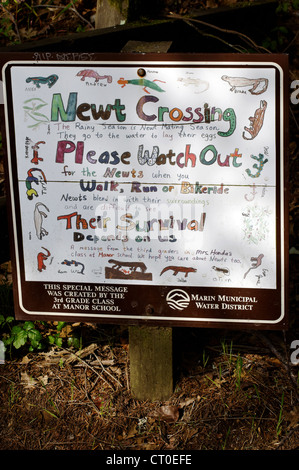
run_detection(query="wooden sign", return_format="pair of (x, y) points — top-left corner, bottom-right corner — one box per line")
(1, 53), (289, 329)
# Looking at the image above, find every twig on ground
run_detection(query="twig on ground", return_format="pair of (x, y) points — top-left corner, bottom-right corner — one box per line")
(93, 352), (123, 388)
(30, 3), (95, 29)
(165, 12), (271, 53)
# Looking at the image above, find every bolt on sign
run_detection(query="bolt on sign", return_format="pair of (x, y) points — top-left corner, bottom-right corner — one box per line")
(1, 53), (289, 329)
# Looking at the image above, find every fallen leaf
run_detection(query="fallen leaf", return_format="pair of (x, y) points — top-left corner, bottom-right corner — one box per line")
(20, 355), (31, 364)
(21, 372), (38, 390)
(179, 397), (196, 408)
(158, 405), (180, 423)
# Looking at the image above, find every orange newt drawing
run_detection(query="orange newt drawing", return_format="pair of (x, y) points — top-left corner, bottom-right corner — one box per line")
(117, 77), (165, 94)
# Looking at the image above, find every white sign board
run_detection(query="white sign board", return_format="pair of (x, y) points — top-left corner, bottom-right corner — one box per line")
(2, 54), (288, 328)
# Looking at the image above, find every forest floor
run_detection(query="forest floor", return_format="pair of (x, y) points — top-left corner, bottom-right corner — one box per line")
(0, 0), (299, 453)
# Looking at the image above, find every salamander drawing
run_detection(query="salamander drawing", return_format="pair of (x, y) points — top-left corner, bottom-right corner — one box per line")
(61, 259), (85, 275)
(34, 202), (49, 240)
(26, 75), (58, 88)
(160, 266), (197, 278)
(117, 77), (165, 94)
(77, 70), (112, 83)
(212, 266), (230, 279)
(221, 76), (268, 95)
(243, 100), (267, 140)
(177, 77), (209, 92)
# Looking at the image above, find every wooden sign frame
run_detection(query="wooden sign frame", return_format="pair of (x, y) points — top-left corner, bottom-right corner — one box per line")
(1, 53), (289, 329)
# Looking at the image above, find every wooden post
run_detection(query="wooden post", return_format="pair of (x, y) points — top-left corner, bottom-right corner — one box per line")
(95, 0), (162, 29)
(129, 326), (173, 401)
(95, 0), (128, 30)
(123, 39), (173, 402)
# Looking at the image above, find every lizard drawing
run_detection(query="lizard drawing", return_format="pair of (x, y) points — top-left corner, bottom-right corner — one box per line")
(108, 259), (147, 273)
(243, 100), (267, 140)
(117, 77), (165, 94)
(243, 254), (264, 279)
(221, 76), (268, 95)
(160, 266), (197, 278)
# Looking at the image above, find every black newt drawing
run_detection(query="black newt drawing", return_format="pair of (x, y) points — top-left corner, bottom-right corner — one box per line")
(105, 259), (152, 280)
(160, 266), (197, 278)
(212, 266), (230, 279)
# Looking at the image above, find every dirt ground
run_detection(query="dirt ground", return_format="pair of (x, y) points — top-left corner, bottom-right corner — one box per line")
(0, 0), (299, 453)
(0, 314), (299, 451)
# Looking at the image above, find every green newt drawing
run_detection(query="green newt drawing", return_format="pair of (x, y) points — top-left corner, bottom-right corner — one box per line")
(26, 74), (58, 88)
(117, 77), (165, 94)
(246, 153), (268, 178)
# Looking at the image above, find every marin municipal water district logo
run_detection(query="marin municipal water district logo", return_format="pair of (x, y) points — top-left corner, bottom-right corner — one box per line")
(166, 289), (191, 310)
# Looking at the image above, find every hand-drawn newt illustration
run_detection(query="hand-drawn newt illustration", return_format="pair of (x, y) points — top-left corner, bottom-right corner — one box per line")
(243, 100), (267, 140)
(117, 77), (166, 94)
(244, 254), (264, 279)
(221, 75), (268, 95)
(255, 268), (268, 285)
(105, 259), (152, 280)
(34, 202), (49, 240)
(76, 70), (112, 83)
(31, 141), (45, 165)
(244, 183), (257, 202)
(61, 259), (85, 274)
(26, 74), (58, 88)
(25, 168), (47, 200)
(108, 259), (147, 272)
(37, 247), (51, 272)
(212, 266), (230, 279)
(245, 153), (268, 178)
(177, 77), (209, 92)
(160, 266), (197, 278)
